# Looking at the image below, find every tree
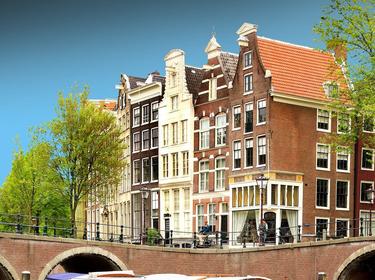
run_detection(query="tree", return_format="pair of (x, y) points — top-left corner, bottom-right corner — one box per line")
(314, 0), (374, 149)
(46, 87), (125, 230)
(0, 141), (69, 226)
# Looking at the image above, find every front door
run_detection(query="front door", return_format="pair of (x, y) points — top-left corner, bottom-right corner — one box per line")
(264, 212), (276, 243)
(220, 215), (228, 243)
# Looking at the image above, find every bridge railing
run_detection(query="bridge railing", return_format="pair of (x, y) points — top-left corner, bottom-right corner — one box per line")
(0, 213), (373, 248)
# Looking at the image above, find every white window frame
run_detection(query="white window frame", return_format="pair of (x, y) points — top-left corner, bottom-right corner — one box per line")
(257, 99), (266, 125)
(316, 178), (330, 210)
(336, 180), (350, 211)
(197, 204), (205, 232)
(215, 114), (226, 147)
(315, 217), (330, 239)
(133, 159), (140, 185)
(244, 102), (253, 134)
(363, 117), (375, 133)
(172, 153), (178, 177)
(151, 101), (159, 122)
(244, 138), (253, 168)
(360, 181), (374, 204)
(215, 157), (225, 191)
(162, 125), (168, 146)
(142, 129), (149, 151)
(199, 160), (209, 193)
(316, 143), (331, 171)
(200, 118), (210, 149)
(336, 147), (350, 173)
(172, 122), (178, 145)
(232, 105), (241, 130)
(151, 127), (158, 149)
(182, 151), (189, 176)
(171, 95), (178, 111)
(337, 113), (351, 134)
(317, 109), (331, 132)
(257, 135), (267, 167)
(244, 73), (253, 94)
(181, 119), (188, 143)
(335, 218), (350, 238)
(133, 132), (140, 153)
(233, 140), (241, 170)
(151, 156), (158, 182)
(142, 157), (150, 183)
(142, 104), (150, 125)
(243, 50), (253, 69)
(208, 77), (217, 101)
(133, 107), (140, 127)
(361, 148), (374, 171)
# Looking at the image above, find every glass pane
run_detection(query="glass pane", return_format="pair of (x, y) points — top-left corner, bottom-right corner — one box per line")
(255, 186), (260, 206)
(280, 185), (286, 206)
(293, 186), (299, 207)
(271, 184), (278, 205)
(287, 185), (293, 206)
(238, 188), (243, 207)
(243, 187), (249, 207)
(232, 188), (237, 208)
(249, 187), (254, 206)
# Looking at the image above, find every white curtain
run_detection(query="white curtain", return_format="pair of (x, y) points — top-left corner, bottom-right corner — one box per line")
(232, 211), (248, 245)
(286, 210), (298, 242)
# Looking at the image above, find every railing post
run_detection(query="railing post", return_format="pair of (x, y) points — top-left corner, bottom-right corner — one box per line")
(298, 225), (301, 243)
(215, 232), (219, 248)
(193, 232), (197, 248)
(96, 222), (100, 241)
(360, 217), (364, 237)
(34, 213), (40, 236)
(53, 222), (57, 237)
(43, 217), (48, 236)
(220, 232), (223, 249)
(83, 226), (87, 240)
(279, 227), (282, 244)
(243, 234), (246, 248)
(170, 230), (173, 247)
(16, 214), (22, 234)
(119, 225), (124, 243)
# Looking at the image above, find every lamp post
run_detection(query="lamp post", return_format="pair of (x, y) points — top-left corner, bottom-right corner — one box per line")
(365, 187), (374, 236)
(256, 173), (269, 245)
(140, 187), (150, 244)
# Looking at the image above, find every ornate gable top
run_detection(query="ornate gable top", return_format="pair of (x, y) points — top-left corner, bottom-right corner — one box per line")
(205, 35), (222, 54)
(236, 22), (258, 36)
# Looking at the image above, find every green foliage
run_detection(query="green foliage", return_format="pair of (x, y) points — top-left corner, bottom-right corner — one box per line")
(146, 228), (161, 245)
(0, 142), (69, 224)
(314, 0), (375, 149)
(46, 87), (125, 226)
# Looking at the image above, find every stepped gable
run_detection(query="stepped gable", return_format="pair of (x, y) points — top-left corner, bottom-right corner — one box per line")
(219, 51), (238, 83)
(185, 66), (205, 96)
(257, 36), (344, 101)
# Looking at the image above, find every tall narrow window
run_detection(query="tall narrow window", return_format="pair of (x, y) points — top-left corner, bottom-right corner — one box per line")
(233, 140), (241, 169)
(133, 107), (140, 127)
(337, 114), (350, 134)
(200, 118), (210, 149)
(362, 149), (374, 170)
(162, 125), (168, 146)
(133, 160), (141, 184)
(197, 205), (204, 231)
(172, 122), (178, 144)
(215, 157), (225, 191)
(337, 147), (349, 172)
(151, 156), (158, 181)
(317, 109), (330, 131)
(317, 144), (330, 170)
(181, 120), (188, 143)
(257, 100), (266, 124)
(336, 181), (348, 209)
(245, 138), (253, 168)
(244, 51), (252, 68)
(171, 96), (178, 110)
(209, 77), (217, 101)
(245, 103), (253, 133)
(199, 160), (209, 192)
(361, 182), (374, 202)
(142, 130), (149, 150)
(151, 127), (158, 148)
(208, 204), (216, 231)
(133, 132), (140, 152)
(142, 158), (150, 182)
(233, 106), (241, 129)
(244, 74), (253, 93)
(316, 218), (329, 240)
(336, 220), (348, 238)
(172, 153), (178, 177)
(162, 155), (168, 178)
(142, 104), (150, 124)
(215, 114), (226, 146)
(151, 102), (159, 121)
(257, 136), (266, 166)
(182, 151), (189, 175)
(316, 179), (329, 208)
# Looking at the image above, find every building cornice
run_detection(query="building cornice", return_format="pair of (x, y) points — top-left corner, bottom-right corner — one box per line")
(270, 91), (330, 109)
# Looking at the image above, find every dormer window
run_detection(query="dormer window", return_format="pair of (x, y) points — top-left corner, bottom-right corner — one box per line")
(323, 81), (339, 97)
(244, 51), (253, 68)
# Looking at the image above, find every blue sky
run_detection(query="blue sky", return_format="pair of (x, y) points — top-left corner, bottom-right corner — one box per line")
(0, 0), (328, 184)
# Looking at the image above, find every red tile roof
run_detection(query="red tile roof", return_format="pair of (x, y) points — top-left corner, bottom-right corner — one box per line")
(257, 36), (345, 101)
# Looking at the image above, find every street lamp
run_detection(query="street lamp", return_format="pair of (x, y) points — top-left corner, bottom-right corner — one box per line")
(365, 187), (374, 236)
(140, 187), (150, 244)
(256, 173), (269, 245)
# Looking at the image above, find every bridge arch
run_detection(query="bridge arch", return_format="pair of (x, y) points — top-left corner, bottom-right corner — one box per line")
(0, 254), (19, 280)
(38, 246), (127, 280)
(334, 243), (375, 280)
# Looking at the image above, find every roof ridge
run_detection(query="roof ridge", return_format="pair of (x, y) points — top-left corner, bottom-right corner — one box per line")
(185, 64), (203, 70)
(221, 51), (239, 57)
(257, 36), (330, 54)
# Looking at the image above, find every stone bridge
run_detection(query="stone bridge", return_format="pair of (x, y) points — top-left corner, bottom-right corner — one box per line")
(0, 232), (375, 280)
